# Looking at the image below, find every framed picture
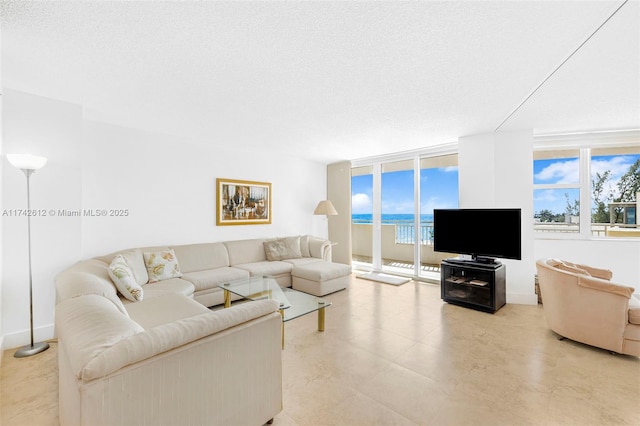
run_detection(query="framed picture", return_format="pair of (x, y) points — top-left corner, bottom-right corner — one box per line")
(216, 178), (272, 226)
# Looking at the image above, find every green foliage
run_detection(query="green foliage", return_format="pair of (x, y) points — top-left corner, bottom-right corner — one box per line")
(592, 170), (611, 223)
(536, 209), (565, 223)
(565, 193), (579, 215)
(591, 159), (639, 223)
(616, 159), (640, 203)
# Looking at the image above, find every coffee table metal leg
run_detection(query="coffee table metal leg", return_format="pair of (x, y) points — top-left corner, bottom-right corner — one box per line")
(223, 289), (231, 308)
(318, 302), (326, 332)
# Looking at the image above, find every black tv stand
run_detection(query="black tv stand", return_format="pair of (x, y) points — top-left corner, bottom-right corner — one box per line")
(443, 257), (502, 269)
(441, 260), (506, 313)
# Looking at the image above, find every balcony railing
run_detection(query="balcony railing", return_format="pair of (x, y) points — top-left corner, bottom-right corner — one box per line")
(352, 219), (435, 245)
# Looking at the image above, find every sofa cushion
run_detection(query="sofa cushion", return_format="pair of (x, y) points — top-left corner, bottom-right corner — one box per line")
(144, 248), (183, 282)
(263, 237), (302, 261)
(224, 239), (267, 265)
(108, 255), (144, 302)
(300, 235), (311, 257)
(125, 293), (210, 329)
(171, 242), (230, 273)
(283, 257), (324, 267)
(181, 267), (250, 291)
(629, 296), (640, 325)
(234, 261), (293, 277)
(130, 278), (195, 301)
(118, 249), (149, 285)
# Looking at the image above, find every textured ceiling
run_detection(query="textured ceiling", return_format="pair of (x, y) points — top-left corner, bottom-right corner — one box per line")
(1, 1), (638, 163)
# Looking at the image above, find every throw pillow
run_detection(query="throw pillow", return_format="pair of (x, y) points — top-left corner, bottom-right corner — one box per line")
(143, 249), (183, 282)
(264, 237), (302, 261)
(108, 255), (144, 302)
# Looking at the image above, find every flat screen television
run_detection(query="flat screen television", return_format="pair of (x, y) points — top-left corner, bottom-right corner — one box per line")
(433, 208), (522, 264)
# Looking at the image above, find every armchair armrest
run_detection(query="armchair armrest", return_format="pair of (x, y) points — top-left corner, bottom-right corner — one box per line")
(574, 263), (613, 281)
(577, 275), (635, 299)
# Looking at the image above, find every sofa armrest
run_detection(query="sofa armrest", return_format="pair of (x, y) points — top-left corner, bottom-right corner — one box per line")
(80, 299), (280, 380)
(577, 275), (635, 299)
(309, 236), (332, 261)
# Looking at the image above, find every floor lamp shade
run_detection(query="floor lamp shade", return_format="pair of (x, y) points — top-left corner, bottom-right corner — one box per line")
(7, 153), (50, 358)
(314, 200), (338, 215)
(7, 154), (48, 171)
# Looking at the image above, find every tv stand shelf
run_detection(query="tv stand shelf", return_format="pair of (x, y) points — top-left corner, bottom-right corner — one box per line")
(441, 260), (506, 313)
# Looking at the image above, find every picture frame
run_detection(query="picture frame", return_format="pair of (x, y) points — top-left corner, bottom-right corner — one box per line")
(216, 178), (272, 226)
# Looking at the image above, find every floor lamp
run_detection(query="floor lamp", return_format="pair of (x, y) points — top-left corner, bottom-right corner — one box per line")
(7, 154), (50, 358)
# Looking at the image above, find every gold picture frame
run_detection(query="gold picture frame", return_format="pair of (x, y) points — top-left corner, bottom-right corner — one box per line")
(216, 178), (272, 226)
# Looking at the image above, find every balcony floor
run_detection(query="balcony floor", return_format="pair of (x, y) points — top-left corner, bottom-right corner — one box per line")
(352, 255), (441, 281)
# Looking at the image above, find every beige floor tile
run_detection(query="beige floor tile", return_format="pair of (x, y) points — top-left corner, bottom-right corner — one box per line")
(2, 275), (639, 426)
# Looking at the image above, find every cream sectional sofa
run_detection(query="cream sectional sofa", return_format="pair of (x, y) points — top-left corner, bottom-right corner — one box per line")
(54, 235), (350, 425)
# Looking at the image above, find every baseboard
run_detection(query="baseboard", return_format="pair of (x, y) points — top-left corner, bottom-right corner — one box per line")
(2, 323), (55, 351)
(506, 292), (538, 305)
(0, 335), (4, 365)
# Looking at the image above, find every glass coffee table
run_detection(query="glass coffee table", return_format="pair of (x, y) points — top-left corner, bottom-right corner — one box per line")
(219, 276), (331, 348)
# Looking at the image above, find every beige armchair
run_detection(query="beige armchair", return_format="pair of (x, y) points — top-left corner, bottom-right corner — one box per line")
(536, 259), (640, 356)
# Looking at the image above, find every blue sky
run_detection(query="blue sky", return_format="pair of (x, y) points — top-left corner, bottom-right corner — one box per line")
(352, 167), (459, 215)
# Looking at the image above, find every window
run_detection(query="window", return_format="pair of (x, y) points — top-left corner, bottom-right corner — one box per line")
(533, 135), (640, 239)
(533, 149), (581, 234)
(591, 146), (640, 237)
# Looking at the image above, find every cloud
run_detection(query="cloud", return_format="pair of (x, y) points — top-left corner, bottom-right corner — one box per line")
(351, 193), (371, 213)
(535, 159), (579, 184)
(591, 155), (636, 180)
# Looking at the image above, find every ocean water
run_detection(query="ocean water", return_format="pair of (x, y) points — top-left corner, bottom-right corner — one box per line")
(352, 213), (434, 223)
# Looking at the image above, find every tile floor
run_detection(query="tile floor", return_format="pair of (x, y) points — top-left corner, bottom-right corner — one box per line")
(2, 274), (639, 425)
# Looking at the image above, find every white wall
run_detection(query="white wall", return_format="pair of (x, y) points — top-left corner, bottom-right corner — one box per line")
(1, 90), (327, 349)
(458, 130), (538, 305)
(2, 89), (83, 349)
(80, 121), (327, 257)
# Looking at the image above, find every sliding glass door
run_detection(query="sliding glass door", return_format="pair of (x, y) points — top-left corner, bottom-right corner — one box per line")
(351, 151), (458, 281)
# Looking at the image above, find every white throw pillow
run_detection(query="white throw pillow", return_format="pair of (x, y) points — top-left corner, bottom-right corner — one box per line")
(108, 255), (144, 301)
(264, 236), (302, 261)
(143, 249), (183, 282)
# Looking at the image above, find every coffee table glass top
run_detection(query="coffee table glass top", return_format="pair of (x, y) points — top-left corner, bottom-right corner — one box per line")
(219, 276), (331, 322)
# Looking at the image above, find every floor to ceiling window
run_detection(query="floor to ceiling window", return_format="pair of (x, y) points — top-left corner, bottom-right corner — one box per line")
(351, 149), (458, 281)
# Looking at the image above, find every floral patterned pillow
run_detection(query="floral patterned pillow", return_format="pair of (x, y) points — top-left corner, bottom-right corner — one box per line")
(263, 236), (302, 261)
(108, 254), (144, 301)
(143, 249), (183, 282)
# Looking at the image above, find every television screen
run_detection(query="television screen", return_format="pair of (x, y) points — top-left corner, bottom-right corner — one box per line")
(433, 208), (522, 262)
